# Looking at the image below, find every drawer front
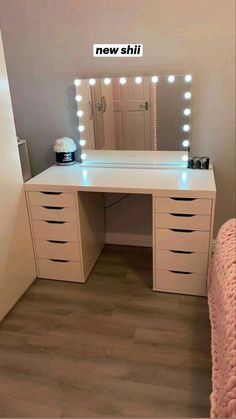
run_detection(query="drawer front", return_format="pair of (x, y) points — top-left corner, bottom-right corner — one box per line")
(28, 191), (76, 207)
(30, 206), (77, 222)
(155, 213), (211, 231)
(155, 229), (209, 252)
(37, 258), (83, 282)
(155, 197), (212, 215)
(154, 270), (206, 295)
(35, 240), (81, 261)
(32, 220), (79, 242)
(156, 249), (208, 274)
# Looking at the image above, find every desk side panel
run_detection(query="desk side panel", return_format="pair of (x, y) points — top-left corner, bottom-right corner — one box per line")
(78, 192), (106, 280)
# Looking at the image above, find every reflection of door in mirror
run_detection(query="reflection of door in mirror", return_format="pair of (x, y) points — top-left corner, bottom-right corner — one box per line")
(113, 77), (151, 150)
(75, 76), (192, 152)
(90, 78), (151, 150)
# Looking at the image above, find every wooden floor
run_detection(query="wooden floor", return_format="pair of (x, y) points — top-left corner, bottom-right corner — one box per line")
(0, 245), (212, 418)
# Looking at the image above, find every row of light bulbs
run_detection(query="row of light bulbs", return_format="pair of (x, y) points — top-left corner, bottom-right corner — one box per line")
(75, 75), (192, 161)
(74, 74), (192, 87)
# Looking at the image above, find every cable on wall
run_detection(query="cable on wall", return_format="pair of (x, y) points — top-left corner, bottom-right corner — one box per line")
(104, 194), (130, 209)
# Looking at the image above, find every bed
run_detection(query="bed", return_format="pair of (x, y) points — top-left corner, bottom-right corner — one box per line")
(208, 218), (236, 418)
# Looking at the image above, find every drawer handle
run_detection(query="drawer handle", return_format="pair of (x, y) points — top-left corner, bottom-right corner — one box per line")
(47, 240), (68, 244)
(170, 197), (196, 201)
(45, 220), (65, 224)
(170, 229), (194, 233)
(170, 270), (192, 275)
(50, 259), (69, 263)
(170, 213), (194, 217)
(43, 206), (64, 210)
(170, 250), (193, 254)
(41, 191), (62, 195)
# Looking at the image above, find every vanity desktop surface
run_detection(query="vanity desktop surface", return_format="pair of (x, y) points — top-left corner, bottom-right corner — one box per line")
(25, 163), (216, 197)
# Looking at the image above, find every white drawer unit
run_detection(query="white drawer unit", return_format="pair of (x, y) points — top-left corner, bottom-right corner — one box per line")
(26, 189), (105, 284)
(27, 189), (82, 283)
(35, 240), (81, 261)
(37, 258), (83, 282)
(153, 194), (214, 296)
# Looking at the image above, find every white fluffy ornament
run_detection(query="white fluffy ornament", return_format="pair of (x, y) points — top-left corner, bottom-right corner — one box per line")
(53, 137), (77, 153)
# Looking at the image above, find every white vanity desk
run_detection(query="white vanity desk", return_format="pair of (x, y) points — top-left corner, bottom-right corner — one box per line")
(25, 160), (216, 296)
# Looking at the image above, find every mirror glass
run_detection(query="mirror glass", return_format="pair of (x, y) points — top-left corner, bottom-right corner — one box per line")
(75, 75), (192, 154)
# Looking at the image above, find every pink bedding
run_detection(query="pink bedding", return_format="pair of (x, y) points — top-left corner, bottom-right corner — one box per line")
(208, 218), (236, 418)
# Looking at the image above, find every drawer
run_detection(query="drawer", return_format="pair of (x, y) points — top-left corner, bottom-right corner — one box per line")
(155, 197), (212, 215)
(28, 191), (76, 207)
(35, 240), (81, 261)
(37, 258), (83, 282)
(154, 270), (206, 296)
(155, 213), (211, 231)
(30, 206), (77, 222)
(155, 229), (210, 252)
(32, 220), (79, 242)
(156, 249), (208, 274)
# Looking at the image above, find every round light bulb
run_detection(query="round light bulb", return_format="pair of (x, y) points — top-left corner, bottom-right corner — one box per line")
(183, 124), (190, 132)
(104, 78), (111, 85)
(185, 75), (192, 82)
(182, 154), (188, 162)
(81, 153), (87, 160)
(168, 75), (175, 83)
(184, 92), (191, 99)
(182, 139), (190, 147)
(75, 95), (82, 102)
(74, 79), (81, 86)
(183, 108), (191, 116)
(135, 76), (142, 84)
(119, 77), (127, 85)
(79, 139), (86, 146)
(77, 110), (84, 117)
(151, 76), (159, 83)
(78, 125), (85, 132)
(89, 78), (96, 86)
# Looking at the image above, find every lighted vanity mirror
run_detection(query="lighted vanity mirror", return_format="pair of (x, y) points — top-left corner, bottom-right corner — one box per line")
(74, 75), (192, 160)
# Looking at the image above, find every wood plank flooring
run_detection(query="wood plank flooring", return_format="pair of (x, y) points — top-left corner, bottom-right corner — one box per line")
(0, 245), (212, 418)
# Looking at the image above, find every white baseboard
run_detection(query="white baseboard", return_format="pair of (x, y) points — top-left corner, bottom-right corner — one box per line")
(106, 232), (152, 247)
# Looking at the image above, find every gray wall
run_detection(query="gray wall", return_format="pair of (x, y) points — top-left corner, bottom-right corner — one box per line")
(0, 0), (235, 236)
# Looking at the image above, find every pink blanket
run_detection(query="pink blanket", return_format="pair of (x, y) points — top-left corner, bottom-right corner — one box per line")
(208, 218), (236, 418)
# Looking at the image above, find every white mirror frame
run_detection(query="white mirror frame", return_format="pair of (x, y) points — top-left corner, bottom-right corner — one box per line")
(74, 74), (192, 165)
